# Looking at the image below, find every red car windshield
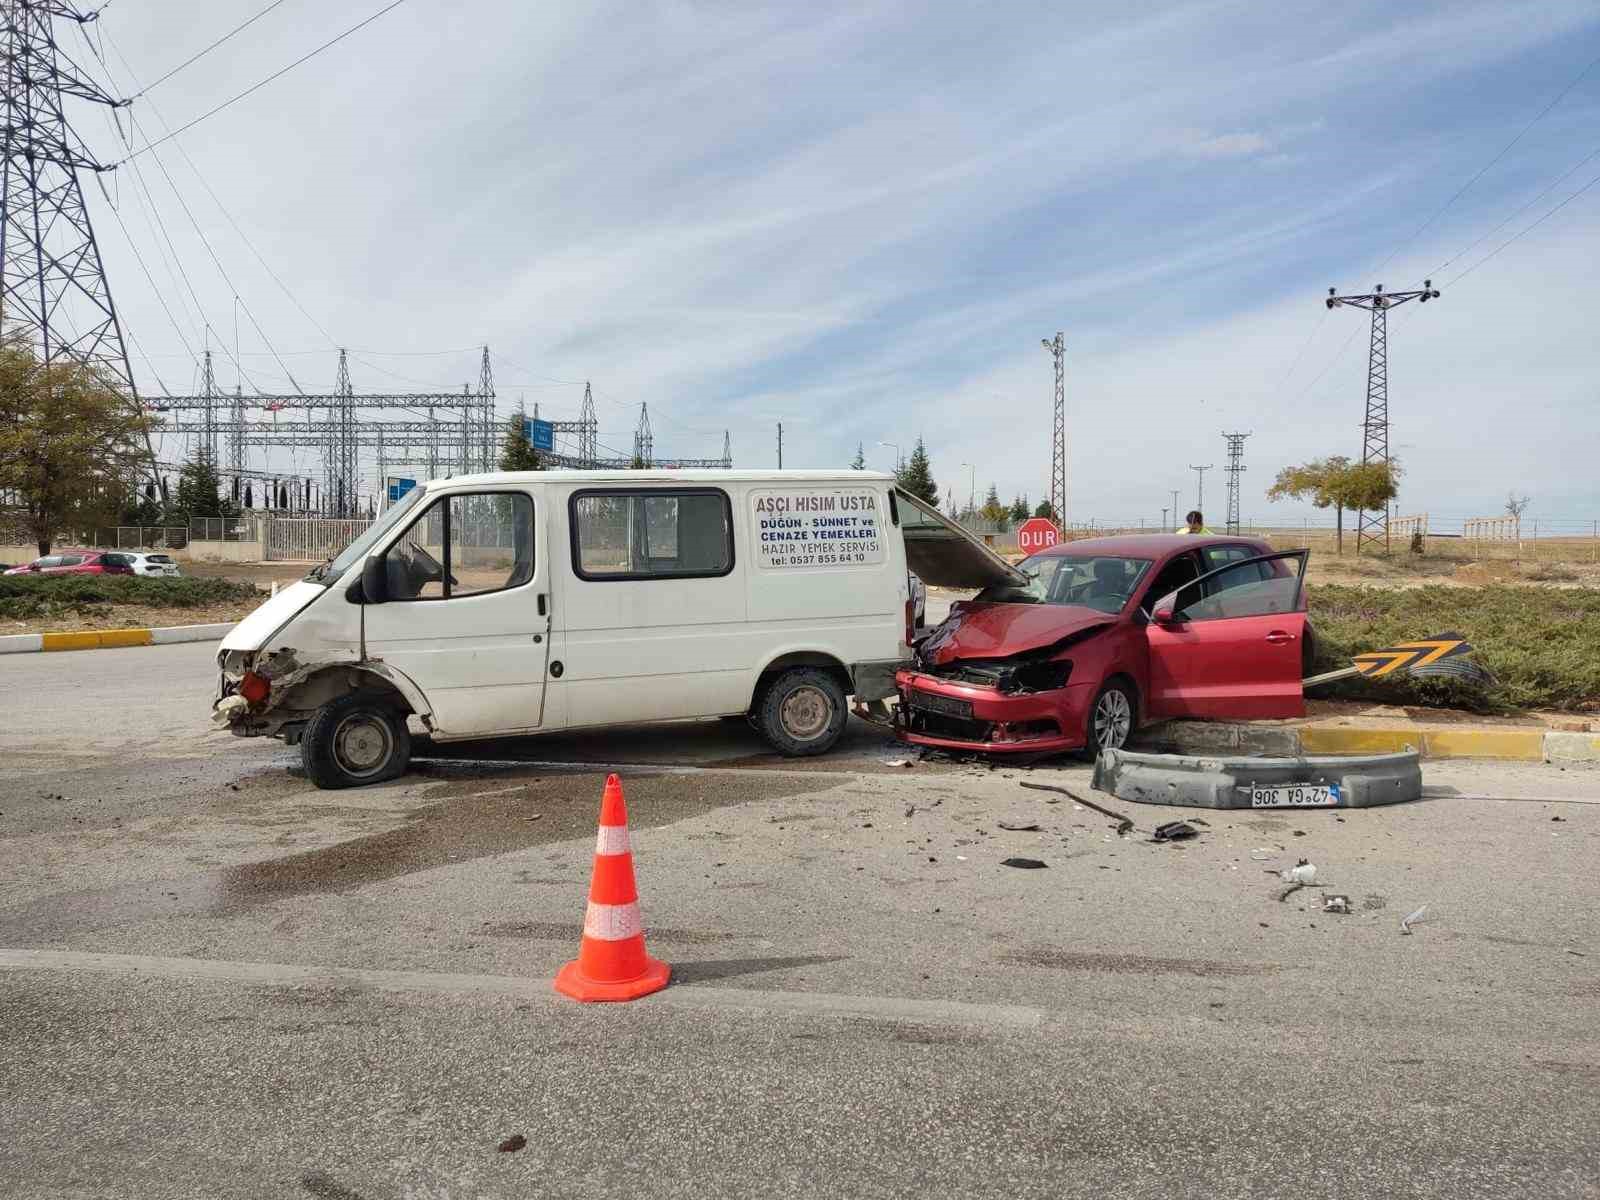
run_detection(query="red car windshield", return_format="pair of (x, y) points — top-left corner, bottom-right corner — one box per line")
(977, 554), (1153, 614)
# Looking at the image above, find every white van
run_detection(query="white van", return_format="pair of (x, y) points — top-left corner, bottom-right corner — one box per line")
(214, 469), (1013, 788)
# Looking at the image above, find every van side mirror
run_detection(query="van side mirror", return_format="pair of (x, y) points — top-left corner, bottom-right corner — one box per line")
(1152, 592), (1179, 624)
(361, 555), (388, 604)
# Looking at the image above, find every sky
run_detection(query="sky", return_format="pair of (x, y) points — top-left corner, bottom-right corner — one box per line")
(61, 0), (1600, 529)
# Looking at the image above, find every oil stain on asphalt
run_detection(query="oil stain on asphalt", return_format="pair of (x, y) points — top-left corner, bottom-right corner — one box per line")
(0, 768), (833, 942)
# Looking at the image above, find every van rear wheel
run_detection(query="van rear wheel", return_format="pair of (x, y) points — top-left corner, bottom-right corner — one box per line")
(301, 693), (412, 789)
(756, 668), (847, 757)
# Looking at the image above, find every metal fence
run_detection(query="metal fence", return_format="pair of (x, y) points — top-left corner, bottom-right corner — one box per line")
(87, 526), (191, 550)
(265, 517), (373, 562)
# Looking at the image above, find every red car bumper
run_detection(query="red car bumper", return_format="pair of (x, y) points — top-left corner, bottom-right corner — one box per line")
(894, 669), (1096, 754)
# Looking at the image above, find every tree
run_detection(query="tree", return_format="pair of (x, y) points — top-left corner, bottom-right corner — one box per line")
(849, 443), (865, 470)
(1009, 494), (1030, 523)
(1505, 492), (1532, 520)
(500, 411), (541, 472)
(980, 483), (1008, 526)
(0, 333), (154, 554)
(1267, 457), (1350, 554)
(1034, 498), (1056, 521)
(1267, 456), (1401, 555)
(895, 436), (938, 506)
(171, 449), (240, 523)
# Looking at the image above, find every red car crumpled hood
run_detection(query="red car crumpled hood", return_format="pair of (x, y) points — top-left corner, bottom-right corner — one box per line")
(919, 601), (1114, 666)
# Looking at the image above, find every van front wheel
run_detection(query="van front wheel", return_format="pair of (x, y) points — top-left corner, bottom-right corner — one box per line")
(301, 693), (412, 789)
(756, 668), (847, 757)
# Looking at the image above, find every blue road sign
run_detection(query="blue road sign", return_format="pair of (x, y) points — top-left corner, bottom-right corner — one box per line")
(526, 418), (554, 452)
(386, 477), (416, 503)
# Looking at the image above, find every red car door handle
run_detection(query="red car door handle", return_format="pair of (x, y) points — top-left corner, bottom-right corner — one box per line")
(1265, 630), (1296, 644)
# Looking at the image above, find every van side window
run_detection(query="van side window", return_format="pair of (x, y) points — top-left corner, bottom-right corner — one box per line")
(384, 491), (534, 601)
(571, 489), (733, 580)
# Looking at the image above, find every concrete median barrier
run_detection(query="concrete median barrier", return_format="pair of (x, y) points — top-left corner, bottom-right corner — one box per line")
(0, 622), (234, 654)
(1093, 747), (1423, 809)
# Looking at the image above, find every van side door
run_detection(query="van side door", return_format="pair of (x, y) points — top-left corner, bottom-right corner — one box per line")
(558, 486), (744, 726)
(361, 488), (550, 737)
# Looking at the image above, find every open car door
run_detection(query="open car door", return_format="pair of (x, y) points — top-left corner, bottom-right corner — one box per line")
(1144, 550), (1309, 721)
(896, 489), (1027, 591)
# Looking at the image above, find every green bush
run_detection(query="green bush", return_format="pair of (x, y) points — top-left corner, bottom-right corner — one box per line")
(0, 574), (261, 620)
(1308, 584), (1600, 712)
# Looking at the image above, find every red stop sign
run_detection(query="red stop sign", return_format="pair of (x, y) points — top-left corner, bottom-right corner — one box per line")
(1017, 517), (1061, 555)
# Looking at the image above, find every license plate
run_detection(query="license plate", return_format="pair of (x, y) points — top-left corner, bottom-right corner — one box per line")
(1249, 783), (1341, 808)
(908, 690), (973, 719)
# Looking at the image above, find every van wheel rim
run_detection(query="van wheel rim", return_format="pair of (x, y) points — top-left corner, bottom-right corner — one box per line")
(1095, 690), (1132, 749)
(780, 686), (832, 741)
(333, 713), (393, 777)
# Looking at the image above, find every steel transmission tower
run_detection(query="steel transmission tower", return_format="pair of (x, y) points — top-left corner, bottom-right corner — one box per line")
(1, 1), (153, 474)
(633, 402), (653, 466)
(1040, 332), (1066, 526)
(579, 382), (597, 465)
(1222, 432), (1250, 535)
(1325, 281), (1440, 552)
(1188, 464), (1212, 513)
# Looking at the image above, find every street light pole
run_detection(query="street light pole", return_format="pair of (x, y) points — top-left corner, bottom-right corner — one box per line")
(1169, 489), (1181, 528)
(960, 461), (976, 518)
(877, 440), (902, 474)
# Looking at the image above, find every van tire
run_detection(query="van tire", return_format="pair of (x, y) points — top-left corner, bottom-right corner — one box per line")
(756, 668), (847, 757)
(301, 693), (412, 789)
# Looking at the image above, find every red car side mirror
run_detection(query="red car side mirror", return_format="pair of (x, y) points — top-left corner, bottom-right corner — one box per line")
(1152, 592), (1179, 624)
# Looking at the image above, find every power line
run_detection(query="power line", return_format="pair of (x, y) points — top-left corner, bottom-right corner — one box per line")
(1442, 166), (1600, 288)
(134, 0), (290, 97)
(1374, 49), (1600, 275)
(113, 0), (411, 165)
(1433, 143), (1600, 274)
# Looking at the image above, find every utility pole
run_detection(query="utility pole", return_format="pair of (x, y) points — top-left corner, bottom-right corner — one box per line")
(1326, 281), (1440, 553)
(777, 423), (783, 469)
(1169, 489), (1181, 529)
(1188, 464), (1213, 514)
(1040, 333), (1067, 528)
(1161, 507), (1169, 532)
(1222, 432), (1251, 535)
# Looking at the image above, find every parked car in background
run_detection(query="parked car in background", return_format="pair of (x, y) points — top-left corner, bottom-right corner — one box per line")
(3, 550), (135, 576)
(125, 551), (182, 577)
(896, 534), (1312, 758)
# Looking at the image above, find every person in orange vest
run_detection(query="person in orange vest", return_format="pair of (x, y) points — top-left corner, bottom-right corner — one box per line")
(1176, 509), (1214, 535)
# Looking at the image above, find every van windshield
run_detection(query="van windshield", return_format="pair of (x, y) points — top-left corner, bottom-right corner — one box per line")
(306, 488), (425, 585)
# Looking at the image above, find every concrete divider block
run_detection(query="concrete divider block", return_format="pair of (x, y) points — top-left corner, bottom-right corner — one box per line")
(1298, 727), (1419, 756)
(149, 623), (235, 645)
(1423, 729), (1544, 761)
(1544, 732), (1600, 767)
(0, 633), (44, 654)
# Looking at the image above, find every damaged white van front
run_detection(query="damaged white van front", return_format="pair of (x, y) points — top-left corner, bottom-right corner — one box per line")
(216, 470), (990, 789)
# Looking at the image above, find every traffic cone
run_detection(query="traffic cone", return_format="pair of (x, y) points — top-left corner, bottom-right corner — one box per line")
(554, 773), (671, 1002)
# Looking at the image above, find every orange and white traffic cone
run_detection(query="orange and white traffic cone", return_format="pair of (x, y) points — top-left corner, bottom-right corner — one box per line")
(554, 773), (671, 1002)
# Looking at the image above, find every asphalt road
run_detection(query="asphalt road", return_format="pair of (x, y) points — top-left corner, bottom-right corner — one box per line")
(2, 641), (1597, 1198)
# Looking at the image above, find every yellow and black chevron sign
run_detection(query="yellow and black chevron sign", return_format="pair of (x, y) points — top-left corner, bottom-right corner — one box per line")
(1351, 633), (1473, 679)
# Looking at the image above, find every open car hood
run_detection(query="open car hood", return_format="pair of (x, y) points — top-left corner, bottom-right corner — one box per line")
(920, 601), (1114, 666)
(898, 490), (1027, 590)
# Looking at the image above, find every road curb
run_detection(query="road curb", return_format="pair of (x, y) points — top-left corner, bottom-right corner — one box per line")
(1140, 720), (1586, 765)
(0, 622), (234, 655)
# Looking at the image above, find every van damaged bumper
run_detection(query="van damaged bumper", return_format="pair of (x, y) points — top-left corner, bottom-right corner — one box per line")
(895, 668), (1093, 753)
(212, 646), (377, 739)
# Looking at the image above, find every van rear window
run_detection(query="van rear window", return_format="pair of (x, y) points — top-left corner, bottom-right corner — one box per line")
(571, 489), (733, 581)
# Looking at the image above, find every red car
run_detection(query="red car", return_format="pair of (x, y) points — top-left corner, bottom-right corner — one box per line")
(896, 534), (1311, 757)
(3, 550), (135, 576)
